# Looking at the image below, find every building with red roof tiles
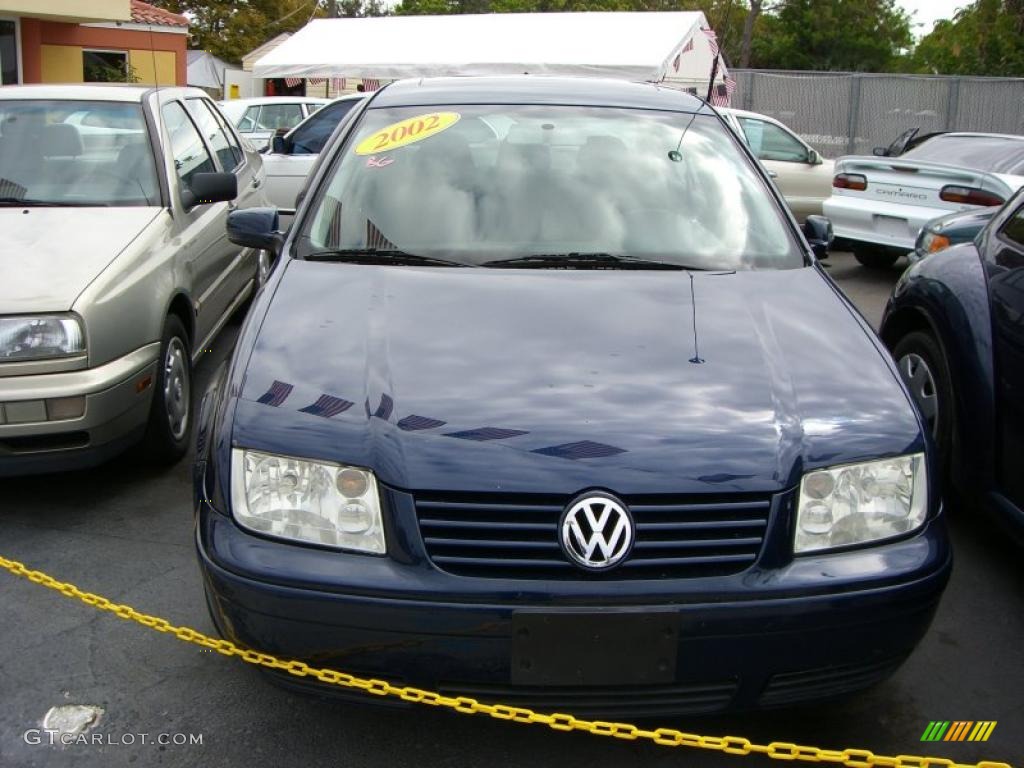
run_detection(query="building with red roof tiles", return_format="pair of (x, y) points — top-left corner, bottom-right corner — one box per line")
(0, 0), (189, 86)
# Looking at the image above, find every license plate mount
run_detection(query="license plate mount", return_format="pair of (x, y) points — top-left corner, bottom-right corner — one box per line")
(510, 610), (679, 686)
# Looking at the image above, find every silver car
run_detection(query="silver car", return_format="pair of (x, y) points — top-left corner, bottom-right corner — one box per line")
(0, 85), (268, 475)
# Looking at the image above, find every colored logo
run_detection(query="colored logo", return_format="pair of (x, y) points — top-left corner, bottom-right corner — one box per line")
(921, 721), (997, 742)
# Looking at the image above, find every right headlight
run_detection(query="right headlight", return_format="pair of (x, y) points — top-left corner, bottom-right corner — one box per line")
(794, 454), (927, 554)
(231, 448), (386, 554)
(0, 315), (85, 361)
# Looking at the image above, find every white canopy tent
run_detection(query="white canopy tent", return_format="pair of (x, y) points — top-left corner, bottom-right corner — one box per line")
(252, 12), (732, 98)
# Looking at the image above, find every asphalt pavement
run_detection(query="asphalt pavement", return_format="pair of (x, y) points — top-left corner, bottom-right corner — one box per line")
(1, 252), (1022, 768)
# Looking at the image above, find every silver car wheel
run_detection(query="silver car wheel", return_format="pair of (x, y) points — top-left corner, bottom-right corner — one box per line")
(163, 337), (190, 440)
(898, 352), (939, 437)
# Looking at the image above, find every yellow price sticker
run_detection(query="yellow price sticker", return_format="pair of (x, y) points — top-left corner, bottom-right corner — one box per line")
(355, 112), (461, 156)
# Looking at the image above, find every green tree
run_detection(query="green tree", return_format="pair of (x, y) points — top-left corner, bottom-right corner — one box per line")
(749, 0), (912, 71)
(902, 0), (1024, 76)
(151, 0), (387, 64)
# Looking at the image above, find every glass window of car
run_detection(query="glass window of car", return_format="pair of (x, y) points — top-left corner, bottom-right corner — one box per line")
(288, 99), (361, 155)
(239, 105), (260, 132)
(738, 117), (809, 163)
(255, 103), (304, 132)
(1001, 205), (1024, 250)
(162, 100), (215, 193)
(298, 105), (799, 270)
(203, 101), (244, 168)
(903, 135), (1024, 174)
(0, 99), (159, 206)
(306, 102), (325, 114)
(188, 97), (241, 171)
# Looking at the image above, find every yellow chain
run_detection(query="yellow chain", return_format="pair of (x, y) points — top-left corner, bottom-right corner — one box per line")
(0, 554), (1011, 768)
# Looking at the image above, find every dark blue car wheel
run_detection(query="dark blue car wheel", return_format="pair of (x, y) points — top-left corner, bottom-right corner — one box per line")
(894, 331), (953, 471)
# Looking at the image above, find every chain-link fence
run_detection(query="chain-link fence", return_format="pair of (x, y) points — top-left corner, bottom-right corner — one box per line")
(731, 70), (1024, 159)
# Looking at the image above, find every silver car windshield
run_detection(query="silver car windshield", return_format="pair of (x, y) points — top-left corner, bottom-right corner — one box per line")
(297, 105), (801, 270)
(0, 100), (159, 207)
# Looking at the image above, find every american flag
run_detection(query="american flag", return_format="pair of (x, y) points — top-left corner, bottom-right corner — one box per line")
(284, 77), (303, 88)
(397, 415), (448, 432)
(362, 78), (381, 91)
(308, 77), (327, 86)
(299, 394), (353, 418)
(331, 77), (346, 91)
(366, 218), (396, 251)
(702, 27), (719, 58)
(256, 380), (293, 407)
(673, 39), (694, 72)
(710, 75), (737, 107)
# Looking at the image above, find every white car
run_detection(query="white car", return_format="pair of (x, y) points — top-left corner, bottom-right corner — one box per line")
(0, 85), (267, 475)
(823, 132), (1024, 268)
(719, 107), (834, 223)
(218, 97), (331, 146)
(261, 94), (364, 210)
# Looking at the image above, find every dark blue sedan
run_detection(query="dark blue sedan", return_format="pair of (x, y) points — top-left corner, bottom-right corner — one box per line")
(883, 187), (1024, 543)
(193, 76), (950, 715)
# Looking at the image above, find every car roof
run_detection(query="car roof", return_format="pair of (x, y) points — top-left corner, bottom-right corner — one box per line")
(931, 132), (1024, 142)
(218, 96), (333, 106)
(0, 84), (205, 103)
(370, 76), (711, 113)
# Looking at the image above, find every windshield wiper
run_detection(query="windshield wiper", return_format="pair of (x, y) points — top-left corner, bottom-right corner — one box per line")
(0, 198), (90, 207)
(302, 248), (470, 267)
(481, 252), (697, 270)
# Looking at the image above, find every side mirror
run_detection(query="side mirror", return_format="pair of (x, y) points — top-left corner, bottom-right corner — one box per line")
(227, 207), (283, 253)
(803, 215), (833, 260)
(181, 172), (237, 209)
(807, 148), (822, 165)
(271, 133), (291, 155)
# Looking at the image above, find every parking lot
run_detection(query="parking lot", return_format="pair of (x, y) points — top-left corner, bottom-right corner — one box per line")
(1, 251), (1021, 768)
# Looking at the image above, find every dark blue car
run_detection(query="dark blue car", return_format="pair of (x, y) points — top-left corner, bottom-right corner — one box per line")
(193, 77), (950, 715)
(883, 187), (1024, 543)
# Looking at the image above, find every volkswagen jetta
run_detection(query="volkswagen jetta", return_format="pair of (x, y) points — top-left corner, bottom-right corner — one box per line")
(194, 77), (950, 715)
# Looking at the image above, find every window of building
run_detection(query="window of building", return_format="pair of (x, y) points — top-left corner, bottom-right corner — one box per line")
(0, 19), (18, 85)
(83, 50), (129, 83)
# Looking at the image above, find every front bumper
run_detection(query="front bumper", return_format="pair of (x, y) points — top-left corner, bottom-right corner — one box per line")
(197, 497), (951, 716)
(823, 196), (951, 251)
(0, 343), (159, 475)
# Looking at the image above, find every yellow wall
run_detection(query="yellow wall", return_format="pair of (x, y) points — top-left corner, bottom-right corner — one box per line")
(0, 0), (129, 22)
(40, 44), (83, 83)
(128, 49), (176, 86)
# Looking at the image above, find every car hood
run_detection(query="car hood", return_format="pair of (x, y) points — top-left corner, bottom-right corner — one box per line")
(232, 262), (922, 496)
(926, 206), (996, 240)
(0, 207), (161, 313)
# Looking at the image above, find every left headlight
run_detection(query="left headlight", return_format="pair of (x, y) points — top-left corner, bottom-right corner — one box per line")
(795, 454), (927, 554)
(0, 315), (85, 361)
(231, 448), (386, 554)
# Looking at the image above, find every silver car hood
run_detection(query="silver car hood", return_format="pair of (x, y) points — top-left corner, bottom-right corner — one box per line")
(0, 207), (161, 313)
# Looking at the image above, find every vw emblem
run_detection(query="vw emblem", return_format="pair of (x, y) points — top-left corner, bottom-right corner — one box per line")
(560, 494), (634, 570)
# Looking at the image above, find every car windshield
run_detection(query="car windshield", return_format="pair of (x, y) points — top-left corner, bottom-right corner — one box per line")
(296, 104), (800, 270)
(0, 100), (159, 207)
(903, 135), (1024, 174)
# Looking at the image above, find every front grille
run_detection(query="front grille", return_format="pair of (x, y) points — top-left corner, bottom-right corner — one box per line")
(758, 656), (906, 708)
(437, 679), (739, 717)
(415, 492), (771, 579)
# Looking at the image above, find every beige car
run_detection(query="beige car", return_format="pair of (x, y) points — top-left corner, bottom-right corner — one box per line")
(720, 107), (834, 222)
(0, 85), (268, 475)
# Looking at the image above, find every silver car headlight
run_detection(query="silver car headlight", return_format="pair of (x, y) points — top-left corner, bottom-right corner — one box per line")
(795, 454), (927, 554)
(0, 315), (85, 361)
(231, 448), (386, 554)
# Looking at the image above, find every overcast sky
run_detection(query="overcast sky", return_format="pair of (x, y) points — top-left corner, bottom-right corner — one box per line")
(897, 0), (969, 36)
